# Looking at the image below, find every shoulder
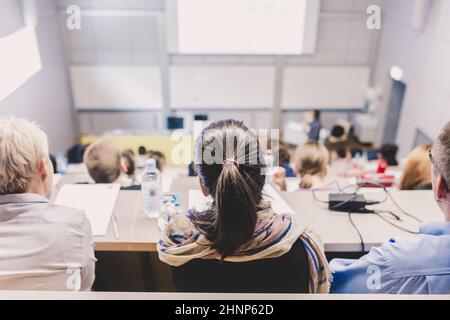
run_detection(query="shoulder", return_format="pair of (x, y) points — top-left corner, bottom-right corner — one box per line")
(39, 203), (91, 234)
(381, 234), (450, 277)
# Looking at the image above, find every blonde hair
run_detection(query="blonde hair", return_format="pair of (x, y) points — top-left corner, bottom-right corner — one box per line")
(0, 118), (49, 194)
(399, 144), (432, 190)
(294, 142), (329, 189)
(84, 139), (122, 183)
(431, 121), (450, 187)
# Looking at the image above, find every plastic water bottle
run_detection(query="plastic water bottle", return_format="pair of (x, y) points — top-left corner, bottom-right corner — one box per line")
(141, 159), (162, 218)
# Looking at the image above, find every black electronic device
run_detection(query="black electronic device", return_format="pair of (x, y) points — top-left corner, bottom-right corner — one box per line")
(328, 193), (368, 212)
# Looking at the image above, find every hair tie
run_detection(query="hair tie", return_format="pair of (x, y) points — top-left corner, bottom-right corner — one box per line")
(223, 158), (239, 168)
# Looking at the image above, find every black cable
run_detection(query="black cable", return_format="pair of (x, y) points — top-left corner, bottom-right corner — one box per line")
(376, 210), (401, 221)
(310, 181), (422, 248)
(357, 181), (423, 223)
(311, 180), (344, 203)
(373, 211), (420, 234)
(348, 212), (365, 252)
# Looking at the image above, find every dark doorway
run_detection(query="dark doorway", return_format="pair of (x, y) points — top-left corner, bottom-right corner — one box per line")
(383, 79), (406, 144)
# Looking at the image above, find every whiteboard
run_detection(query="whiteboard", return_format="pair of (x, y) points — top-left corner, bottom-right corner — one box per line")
(282, 67), (370, 109)
(170, 65), (275, 109)
(70, 66), (162, 110)
(174, 0), (319, 55)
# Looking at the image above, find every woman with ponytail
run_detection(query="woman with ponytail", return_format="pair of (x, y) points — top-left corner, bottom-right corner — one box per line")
(158, 120), (330, 293)
(296, 142), (330, 190)
(272, 141), (330, 191)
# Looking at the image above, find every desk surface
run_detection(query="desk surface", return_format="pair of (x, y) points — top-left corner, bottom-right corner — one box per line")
(93, 177), (197, 252)
(84, 176), (443, 253)
(280, 189), (443, 252)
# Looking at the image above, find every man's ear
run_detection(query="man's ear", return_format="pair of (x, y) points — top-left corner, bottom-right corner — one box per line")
(197, 176), (209, 197)
(120, 159), (128, 174)
(436, 174), (449, 201)
(38, 157), (50, 179)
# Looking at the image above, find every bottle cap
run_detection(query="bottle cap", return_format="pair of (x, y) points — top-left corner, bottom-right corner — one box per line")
(146, 158), (156, 170)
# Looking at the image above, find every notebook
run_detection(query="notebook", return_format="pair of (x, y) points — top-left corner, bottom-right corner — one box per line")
(54, 184), (120, 236)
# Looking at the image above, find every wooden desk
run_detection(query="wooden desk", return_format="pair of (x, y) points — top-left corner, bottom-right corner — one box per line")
(280, 189), (443, 252)
(92, 177), (197, 252)
(76, 176), (443, 253)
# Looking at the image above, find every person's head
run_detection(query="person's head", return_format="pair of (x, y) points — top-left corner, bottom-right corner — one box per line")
(336, 147), (348, 159)
(192, 119), (266, 258)
(430, 122), (450, 221)
(84, 139), (126, 183)
(121, 149), (136, 177)
(380, 143), (399, 166)
(399, 144), (432, 190)
(312, 110), (321, 121)
(331, 125), (345, 139)
(138, 146), (147, 156)
(0, 118), (54, 198)
(148, 150), (166, 172)
(278, 141), (291, 165)
(294, 142), (329, 189)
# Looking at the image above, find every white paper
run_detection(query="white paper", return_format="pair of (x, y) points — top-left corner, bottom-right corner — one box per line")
(188, 184), (294, 215)
(54, 184), (121, 236)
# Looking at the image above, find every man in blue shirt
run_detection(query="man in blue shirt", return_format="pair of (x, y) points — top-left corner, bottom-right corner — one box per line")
(330, 122), (450, 294)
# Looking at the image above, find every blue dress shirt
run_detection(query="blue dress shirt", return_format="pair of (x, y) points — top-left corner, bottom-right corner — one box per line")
(330, 221), (450, 294)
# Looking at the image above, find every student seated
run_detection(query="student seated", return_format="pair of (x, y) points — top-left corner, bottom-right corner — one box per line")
(148, 150), (166, 172)
(277, 141), (296, 178)
(324, 125), (349, 159)
(399, 144), (433, 190)
(121, 149), (136, 182)
(330, 122), (450, 294)
(83, 140), (135, 189)
(273, 142), (330, 191)
(158, 120), (330, 293)
(0, 118), (95, 290)
(380, 143), (399, 166)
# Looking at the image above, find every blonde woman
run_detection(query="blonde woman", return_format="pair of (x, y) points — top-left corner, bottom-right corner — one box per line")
(0, 118), (95, 290)
(273, 142), (330, 191)
(399, 144), (433, 190)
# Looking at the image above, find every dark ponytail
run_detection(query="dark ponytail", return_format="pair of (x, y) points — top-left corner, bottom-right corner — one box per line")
(192, 120), (266, 258)
(214, 163), (258, 257)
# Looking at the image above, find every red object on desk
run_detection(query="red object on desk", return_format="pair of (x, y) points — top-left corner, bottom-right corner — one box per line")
(377, 160), (388, 173)
(359, 172), (395, 188)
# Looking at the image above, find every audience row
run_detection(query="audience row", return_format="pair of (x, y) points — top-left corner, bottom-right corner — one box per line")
(0, 117), (448, 293)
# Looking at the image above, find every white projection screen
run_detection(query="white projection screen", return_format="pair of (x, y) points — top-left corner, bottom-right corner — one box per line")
(169, 0), (320, 55)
